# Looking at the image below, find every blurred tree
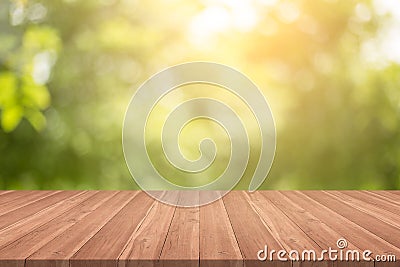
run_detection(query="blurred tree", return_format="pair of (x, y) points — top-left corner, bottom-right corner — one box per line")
(0, 1), (61, 132)
(0, 0), (399, 190)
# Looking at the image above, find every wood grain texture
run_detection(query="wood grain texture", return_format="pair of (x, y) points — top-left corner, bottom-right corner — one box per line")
(223, 191), (288, 267)
(0, 191), (112, 267)
(0, 191), (91, 252)
(363, 191), (400, 207)
(0, 191), (83, 230)
(118, 192), (178, 267)
(326, 191), (400, 228)
(302, 191), (400, 249)
(263, 191), (363, 267)
(27, 191), (138, 267)
(199, 192), (242, 267)
(160, 191), (200, 267)
(0, 191), (12, 196)
(263, 191), (359, 251)
(0, 190), (397, 267)
(0, 191), (57, 216)
(70, 191), (155, 267)
(281, 191), (400, 256)
(341, 191), (400, 216)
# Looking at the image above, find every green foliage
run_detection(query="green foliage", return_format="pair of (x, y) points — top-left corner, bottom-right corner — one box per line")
(0, 11), (60, 131)
(0, 0), (399, 189)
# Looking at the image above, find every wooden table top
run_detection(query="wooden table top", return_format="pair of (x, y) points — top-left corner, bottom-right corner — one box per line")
(0, 190), (398, 267)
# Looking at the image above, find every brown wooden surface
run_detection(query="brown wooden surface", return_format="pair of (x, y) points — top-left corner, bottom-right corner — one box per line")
(0, 191), (398, 267)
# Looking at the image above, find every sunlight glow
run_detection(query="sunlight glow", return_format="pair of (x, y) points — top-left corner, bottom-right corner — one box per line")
(33, 51), (56, 85)
(188, 0), (260, 47)
(363, 0), (400, 65)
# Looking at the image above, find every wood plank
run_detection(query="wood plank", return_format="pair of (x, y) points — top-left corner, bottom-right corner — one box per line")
(339, 192), (400, 267)
(324, 191), (399, 267)
(0, 191), (116, 267)
(262, 191), (360, 250)
(199, 192), (242, 267)
(0, 191), (12, 196)
(341, 191), (400, 216)
(249, 191), (334, 267)
(250, 192), (322, 251)
(70, 192), (155, 267)
(280, 191), (400, 257)
(0, 191), (93, 251)
(255, 192), (353, 267)
(159, 191), (200, 267)
(27, 191), (138, 267)
(326, 191), (400, 228)
(0, 190), (397, 266)
(302, 191), (400, 249)
(222, 191), (288, 267)
(0, 191), (28, 206)
(387, 190), (400, 196)
(0, 191), (83, 231)
(262, 191), (366, 267)
(363, 191), (400, 206)
(0, 191), (58, 216)
(118, 191), (178, 267)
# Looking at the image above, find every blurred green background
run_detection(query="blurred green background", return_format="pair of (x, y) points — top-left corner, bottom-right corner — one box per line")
(0, 0), (399, 190)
